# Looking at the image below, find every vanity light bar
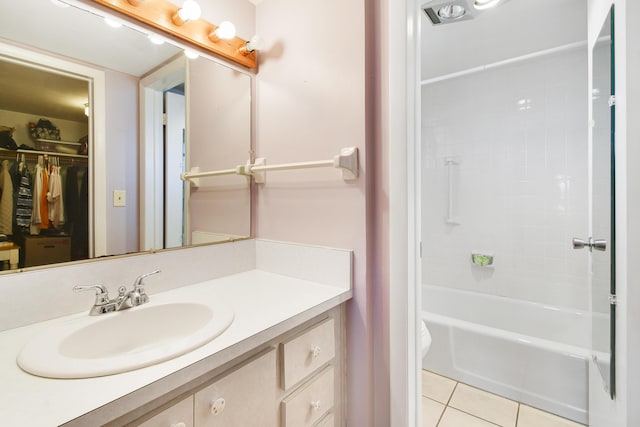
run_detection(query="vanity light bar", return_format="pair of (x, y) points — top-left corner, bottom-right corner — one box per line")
(89, 0), (257, 69)
(180, 147), (360, 184)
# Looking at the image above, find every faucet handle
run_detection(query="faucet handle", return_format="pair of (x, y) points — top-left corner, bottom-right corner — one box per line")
(132, 269), (161, 290)
(73, 284), (110, 306)
(130, 270), (160, 306)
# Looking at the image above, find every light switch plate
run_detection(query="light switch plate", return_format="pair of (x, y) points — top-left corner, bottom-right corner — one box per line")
(113, 190), (126, 207)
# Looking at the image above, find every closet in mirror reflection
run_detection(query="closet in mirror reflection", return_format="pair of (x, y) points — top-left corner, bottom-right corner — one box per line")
(0, 57), (89, 269)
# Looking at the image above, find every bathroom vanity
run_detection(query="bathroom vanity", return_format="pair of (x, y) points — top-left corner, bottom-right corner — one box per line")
(0, 239), (352, 426)
(117, 307), (342, 427)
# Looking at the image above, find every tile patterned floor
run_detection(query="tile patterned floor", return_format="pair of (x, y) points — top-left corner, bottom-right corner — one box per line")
(421, 370), (586, 427)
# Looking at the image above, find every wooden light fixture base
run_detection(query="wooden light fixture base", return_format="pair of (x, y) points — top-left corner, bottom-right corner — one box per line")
(92, 0), (257, 69)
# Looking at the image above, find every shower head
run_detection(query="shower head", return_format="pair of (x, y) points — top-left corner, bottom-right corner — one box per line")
(422, 0), (507, 26)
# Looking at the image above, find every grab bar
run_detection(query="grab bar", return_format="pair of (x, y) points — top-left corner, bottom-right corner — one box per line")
(445, 157), (460, 224)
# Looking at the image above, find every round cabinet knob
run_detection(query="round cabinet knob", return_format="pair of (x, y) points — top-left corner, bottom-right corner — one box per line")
(311, 346), (321, 359)
(211, 397), (226, 416)
(170, 423), (186, 427)
(311, 400), (321, 412)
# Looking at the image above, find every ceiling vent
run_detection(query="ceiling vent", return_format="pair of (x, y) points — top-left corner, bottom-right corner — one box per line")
(422, 0), (508, 26)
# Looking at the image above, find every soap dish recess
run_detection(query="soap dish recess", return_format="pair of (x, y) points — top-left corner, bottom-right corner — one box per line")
(471, 252), (494, 268)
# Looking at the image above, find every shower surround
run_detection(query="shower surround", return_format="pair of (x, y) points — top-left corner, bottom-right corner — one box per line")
(421, 45), (589, 311)
(421, 45), (590, 423)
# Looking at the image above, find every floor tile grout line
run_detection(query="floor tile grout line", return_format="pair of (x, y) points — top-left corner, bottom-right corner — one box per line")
(450, 379), (519, 427)
(445, 380), (458, 406)
(435, 379), (459, 427)
(437, 377), (522, 427)
(445, 406), (505, 426)
(437, 379), (505, 427)
(434, 401), (445, 427)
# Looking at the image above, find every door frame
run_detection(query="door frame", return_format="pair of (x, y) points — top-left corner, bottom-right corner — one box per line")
(0, 41), (106, 258)
(139, 56), (186, 251)
(387, 0), (422, 425)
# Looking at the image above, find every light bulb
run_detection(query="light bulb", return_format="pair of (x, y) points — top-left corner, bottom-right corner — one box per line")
(184, 49), (199, 59)
(246, 35), (264, 51)
(437, 5), (466, 20)
(210, 21), (236, 41)
(239, 35), (264, 56)
(174, 0), (201, 25)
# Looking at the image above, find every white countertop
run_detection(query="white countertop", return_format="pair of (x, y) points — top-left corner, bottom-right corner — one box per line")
(0, 269), (351, 426)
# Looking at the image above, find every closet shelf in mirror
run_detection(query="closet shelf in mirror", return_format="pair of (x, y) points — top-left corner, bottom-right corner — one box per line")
(0, 148), (88, 160)
(34, 139), (86, 156)
(34, 139), (81, 147)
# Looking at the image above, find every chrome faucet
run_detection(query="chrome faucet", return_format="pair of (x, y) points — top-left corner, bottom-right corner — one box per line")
(73, 270), (161, 316)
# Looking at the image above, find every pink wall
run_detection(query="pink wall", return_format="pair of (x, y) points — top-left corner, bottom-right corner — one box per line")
(255, 0), (370, 424)
(195, 0), (255, 41)
(188, 59), (251, 238)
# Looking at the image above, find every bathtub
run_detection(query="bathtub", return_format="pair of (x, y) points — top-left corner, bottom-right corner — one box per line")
(422, 285), (589, 424)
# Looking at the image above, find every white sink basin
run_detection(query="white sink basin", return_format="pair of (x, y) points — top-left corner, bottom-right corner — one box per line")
(17, 301), (234, 379)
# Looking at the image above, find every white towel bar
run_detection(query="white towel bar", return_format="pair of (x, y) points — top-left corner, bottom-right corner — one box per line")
(180, 147), (359, 184)
(180, 168), (238, 180)
(248, 147), (359, 184)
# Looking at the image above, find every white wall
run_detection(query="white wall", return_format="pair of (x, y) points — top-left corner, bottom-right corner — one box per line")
(421, 48), (589, 310)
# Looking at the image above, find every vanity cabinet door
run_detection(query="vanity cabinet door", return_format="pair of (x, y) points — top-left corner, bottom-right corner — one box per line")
(194, 348), (278, 427)
(137, 396), (193, 427)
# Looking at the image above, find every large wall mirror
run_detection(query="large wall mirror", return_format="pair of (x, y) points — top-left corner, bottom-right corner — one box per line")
(0, 0), (252, 272)
(591, 5), (615, 399)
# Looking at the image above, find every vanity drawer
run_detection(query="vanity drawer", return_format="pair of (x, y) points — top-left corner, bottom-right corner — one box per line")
(281, 318), (334, 390)
(194, 348), (278, 427)
(282, 366), (334, 427)
(137, 396), (193, 427)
